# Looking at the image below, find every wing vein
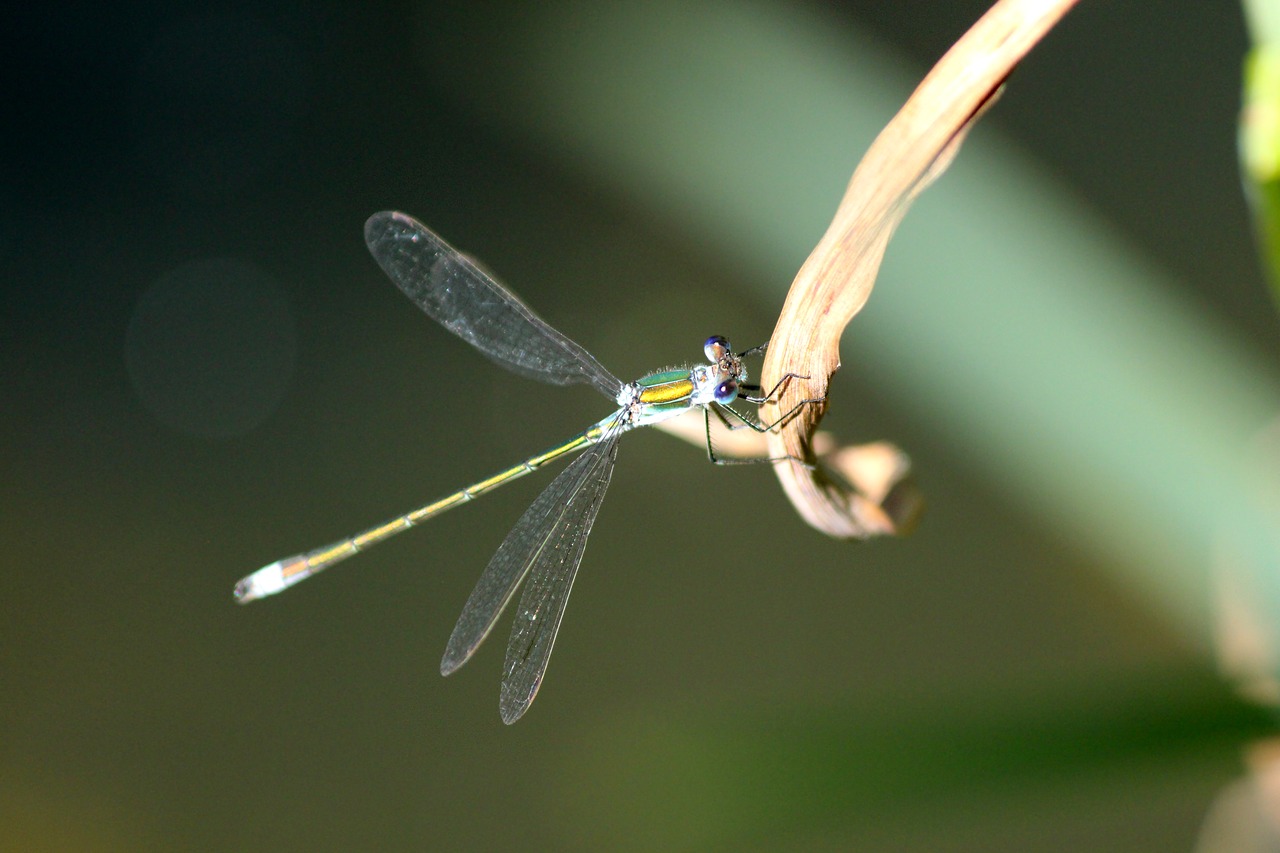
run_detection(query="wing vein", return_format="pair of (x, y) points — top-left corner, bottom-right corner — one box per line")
(365, 212), (622, 397)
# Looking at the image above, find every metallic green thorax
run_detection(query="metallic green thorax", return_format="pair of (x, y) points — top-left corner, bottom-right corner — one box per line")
(635, 369), (698, 414)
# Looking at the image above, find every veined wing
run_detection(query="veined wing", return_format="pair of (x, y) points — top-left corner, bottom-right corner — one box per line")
(440, 418), (621, 693)
(497, 425), (619, 724)
(365, 211), (622, 398)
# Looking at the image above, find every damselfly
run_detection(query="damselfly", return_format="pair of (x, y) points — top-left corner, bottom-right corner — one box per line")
(235, 211), (812, 723)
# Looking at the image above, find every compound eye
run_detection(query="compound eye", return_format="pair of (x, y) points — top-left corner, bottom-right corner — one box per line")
(704, 335), (730, 362)
(714, 378), (739, 404)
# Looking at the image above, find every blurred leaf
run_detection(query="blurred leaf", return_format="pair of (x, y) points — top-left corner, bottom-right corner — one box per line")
(556, 669), (1272, 850)
(1242, 0), (1280, 305)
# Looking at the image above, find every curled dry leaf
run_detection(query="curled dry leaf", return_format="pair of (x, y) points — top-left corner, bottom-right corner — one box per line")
(657, 408), (922, 536)
(757, 0), (1081, 538)
(653, 0), (1077, 537)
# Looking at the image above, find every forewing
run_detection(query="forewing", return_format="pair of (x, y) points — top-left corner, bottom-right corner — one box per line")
(365, 211), (622, 397)
(440, 430), (619, 679)
(498, 432), (619, 724)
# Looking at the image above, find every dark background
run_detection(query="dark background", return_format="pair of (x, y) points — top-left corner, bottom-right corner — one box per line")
(2, 1), (1273, 850)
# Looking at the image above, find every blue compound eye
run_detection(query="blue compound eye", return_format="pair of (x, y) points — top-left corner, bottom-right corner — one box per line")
(714, 379), (739, 404)
(704, 335), (730, 362)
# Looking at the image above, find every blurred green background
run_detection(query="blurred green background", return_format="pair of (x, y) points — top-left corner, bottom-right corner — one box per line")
(5, 1), (1279, 850)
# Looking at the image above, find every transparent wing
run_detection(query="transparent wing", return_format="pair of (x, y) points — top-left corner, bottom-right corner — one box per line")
(365, 211), (622, 398)
(498, 429), (619, 724)
(440, 420), (621, 691)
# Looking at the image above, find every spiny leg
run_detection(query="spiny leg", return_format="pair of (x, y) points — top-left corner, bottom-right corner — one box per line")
(702, 397), (824, 467)
(740, 371), (809, 405)
(713, 396), (820, 433)
(719, 370), (826, 433)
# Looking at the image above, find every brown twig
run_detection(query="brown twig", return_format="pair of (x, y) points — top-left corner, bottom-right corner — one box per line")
(758, 0), (1081, 538)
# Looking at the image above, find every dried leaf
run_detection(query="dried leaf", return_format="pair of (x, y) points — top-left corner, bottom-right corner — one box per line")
(759, 0), (1080, 538)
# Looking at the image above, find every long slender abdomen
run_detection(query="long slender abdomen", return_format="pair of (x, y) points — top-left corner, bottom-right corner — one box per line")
(233, 421), (613, 603)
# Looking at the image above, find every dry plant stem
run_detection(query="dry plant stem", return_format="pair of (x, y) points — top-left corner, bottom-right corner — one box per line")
(656, 409), (917, 533)
(761, 0), (1081, 539)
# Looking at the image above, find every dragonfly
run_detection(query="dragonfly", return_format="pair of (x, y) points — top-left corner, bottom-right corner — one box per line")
(235, 211), (813, 723)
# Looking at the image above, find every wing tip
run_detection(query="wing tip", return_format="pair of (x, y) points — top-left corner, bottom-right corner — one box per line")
(363, 210), (394, 244)
(440, 640), (473, 677)
(499, 674), (541, 725)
